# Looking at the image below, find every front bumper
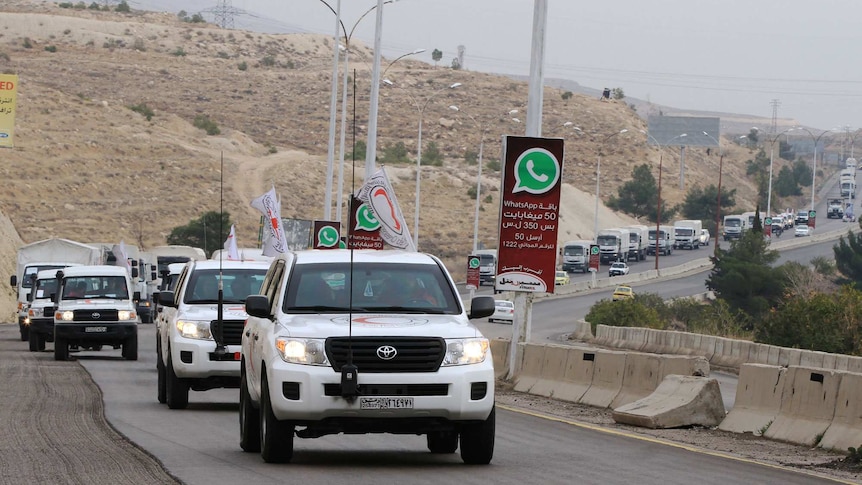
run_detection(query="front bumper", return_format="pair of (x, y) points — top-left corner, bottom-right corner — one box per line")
(264, 358), (495, 423)
(171, 336), (241, 379)
(54, 322), (137, 343)
(30, 318), (54, 338)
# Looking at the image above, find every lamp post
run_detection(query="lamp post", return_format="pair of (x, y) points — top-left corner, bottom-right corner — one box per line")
(643, 131), (686, 269)
(594, 129), (628, 240)
(796, 127), (836, 210)
(381, 48), (425, 80)
(765, 128), (796, 217)
(701, 131), (725, 257)
(848, 128), (862, 159)
(409, 82), (462, 249)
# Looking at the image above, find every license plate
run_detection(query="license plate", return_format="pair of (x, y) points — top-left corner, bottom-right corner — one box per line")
(359, 397), (414, 410)
(84, 326), (107, 333)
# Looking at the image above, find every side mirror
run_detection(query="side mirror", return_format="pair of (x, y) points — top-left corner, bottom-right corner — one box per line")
(133, 291), (141, 302)
(245, 295), (271, 318)
(10, 275), (17, 287)
(131, 267), (139, 279)
(468, 295), (495, 319)
(158, 291), (176, 308)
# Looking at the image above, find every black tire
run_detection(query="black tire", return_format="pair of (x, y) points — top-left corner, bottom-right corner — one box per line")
(19, 323), (29, 342)
(54, 337), (69, 361)
(240, 369), (261, 452)
(427, 430), (458, 454)
(166, 353), (189, 410)
(156, 337), (167, 404)
(259, 375), (294, 463)
(122, 333), (138, 361)
(37, 333), (45, 351)
(459, 406), (495, 465)
(28, 330), (40, 352)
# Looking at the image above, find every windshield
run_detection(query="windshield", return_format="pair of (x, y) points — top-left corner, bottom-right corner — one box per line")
(563, 246), (585, 256)
(596, 235), (617, 246)
(475, 254), (495, 265)
(183, 268), (267, 304)
(22, 265), (66, 288)
(283, 262), (460, 314)
(675, 228), (693, 236)
(32, 278), (58, 301)
(726, 219), (741, 227)
(62, 275), (129, 300)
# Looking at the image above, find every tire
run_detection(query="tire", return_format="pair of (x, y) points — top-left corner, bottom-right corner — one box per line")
(239, 369), (261, 452)
(259, 375), (294, 463)
(122, 333), (138, 361)
(54, 337), (69, 361)
(166, 353), (189, 410)
(28, 330), (40, 352)
(156, 338), (167, 404)
(427, 430), (458, 454)
(459, 406), (495, 465)
(37, 334), (45, 351)
(19, 323), (28, 342)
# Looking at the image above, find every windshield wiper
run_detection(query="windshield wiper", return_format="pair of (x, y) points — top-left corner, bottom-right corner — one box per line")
(363, 306), (447, 314)
(290, 305), (351, 313)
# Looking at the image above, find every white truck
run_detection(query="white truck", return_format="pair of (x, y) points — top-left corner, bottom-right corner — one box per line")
(723, 214), (748, 240)
(10, 238), (104, 341)
(623, 225), (649, 262)
(156, 259), (270, 409)
(561, 240), (592, 273)
(596, 228), (630, 264)
(841, 178), (857, 199)
(847, 157), (858, 170)
(241, 250), (497, 464)
(470, 249), (498, 286)
(673, 220), (703, 250)
(647, 225), (674, 256)
(52, 265), (140, 361)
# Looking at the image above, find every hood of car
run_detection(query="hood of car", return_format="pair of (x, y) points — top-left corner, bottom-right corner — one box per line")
(275, 313), (480, 339)
(178, 303), (249, 320)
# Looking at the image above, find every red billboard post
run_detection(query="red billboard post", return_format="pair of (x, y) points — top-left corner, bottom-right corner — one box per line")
(495, 136), (564, 293)
(313, 221), (343, 249)
(465, 255), (481, 290)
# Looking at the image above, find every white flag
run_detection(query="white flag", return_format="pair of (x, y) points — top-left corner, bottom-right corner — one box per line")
(112, 240), (132, 274)
(251, 186), (287, 256)
(224, 224), (240, 260)
(356, 168), (416, 251)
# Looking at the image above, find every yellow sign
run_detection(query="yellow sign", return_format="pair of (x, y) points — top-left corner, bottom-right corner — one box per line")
(0, 74), (18, 148)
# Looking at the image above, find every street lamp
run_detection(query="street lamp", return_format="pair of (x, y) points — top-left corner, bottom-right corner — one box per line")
(408, 82), (462, 249)
(643, 131), (686, 269)
(795, 127), (837, 210)
(382, 48), (425, 80)
(847, 128), (862, 159)
(594, 129), (629, 240)
(449, 105), (488, 257)
(701, 131), (725, 257)
(766, 128), (796, 216)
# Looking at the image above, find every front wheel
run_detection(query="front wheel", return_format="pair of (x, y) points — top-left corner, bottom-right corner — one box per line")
(459, 406), (495, 465)
(122, 333), (138, 361)
(19, 323), (29, 342)
(156, 338), (167, 404)
(166, 353), (189, 410)
(54, 337), (69, 361)
(239, 370), (261, 452)
(28, 330), (40, 352)
(260, 375), (294, 463)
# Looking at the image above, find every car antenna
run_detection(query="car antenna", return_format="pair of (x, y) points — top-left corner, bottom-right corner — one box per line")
(213, 151), (227, 359)
(340, 69), (359, 401)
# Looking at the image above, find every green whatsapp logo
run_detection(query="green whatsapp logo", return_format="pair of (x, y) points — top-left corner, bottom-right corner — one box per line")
(317, 226), (340, 248)
(469, 256), (480, 269)
(355, 203), (380, 231)
(513, 147), (560, 194)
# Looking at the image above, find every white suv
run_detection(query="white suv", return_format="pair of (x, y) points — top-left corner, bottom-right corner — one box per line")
(241, 250), (497, 464)
(156, 259), (269, 409)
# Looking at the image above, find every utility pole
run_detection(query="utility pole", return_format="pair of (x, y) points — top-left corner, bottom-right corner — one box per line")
(769, 99), (780, 134)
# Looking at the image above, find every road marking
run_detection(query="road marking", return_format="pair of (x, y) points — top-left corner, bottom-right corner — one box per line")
(498, 404), (856, 484)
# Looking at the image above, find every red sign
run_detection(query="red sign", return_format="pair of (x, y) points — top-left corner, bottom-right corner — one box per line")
(347, 196), (384, 250)
(495, 136), (564, 293)
(764, 217), (772, 237)
(466, 256), (481, 290)
(808, 210), (816, 229)
(589, 244), (600, 272)
(313, 221), (342, 249)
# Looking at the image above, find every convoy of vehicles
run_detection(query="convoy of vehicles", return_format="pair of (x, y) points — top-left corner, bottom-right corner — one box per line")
(623, 225), (649, 262)
(241, 250), (497, 464)
(26, 269), (59, 352)
(723, 214), (747, 240)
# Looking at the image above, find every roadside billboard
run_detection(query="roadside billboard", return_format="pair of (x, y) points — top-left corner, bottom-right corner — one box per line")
(466, 255), (480, 290)
(347, 196), (384, 249)
(313, 221), (343, 249)
(495, 136), (564, 293)
(0, 74), (18, 148)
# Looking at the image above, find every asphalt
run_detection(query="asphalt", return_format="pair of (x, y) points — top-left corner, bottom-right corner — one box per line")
(0, 324), (180, 485)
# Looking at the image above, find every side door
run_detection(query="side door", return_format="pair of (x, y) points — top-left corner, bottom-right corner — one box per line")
(159, 264), (190, 365)
(245, 258), (286, 398)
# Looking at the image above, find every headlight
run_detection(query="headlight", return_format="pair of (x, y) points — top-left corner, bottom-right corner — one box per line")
(57, 311), (74, 321)
(176, 320), (212, 340)
(442, 338), (489, 366)
(118, 310), (137, 321)
(275, 338), (328, 365)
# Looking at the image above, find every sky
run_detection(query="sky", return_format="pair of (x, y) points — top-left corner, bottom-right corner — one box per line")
(126, 0), (862, 132)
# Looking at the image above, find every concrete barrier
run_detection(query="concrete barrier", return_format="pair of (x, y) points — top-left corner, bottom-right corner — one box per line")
(777, 347), (803, 367)
(611, 352), (663, 408)
(659, 354), (709, 378)
(719, 364), (786, 434)
(593, 325), (613, 348)
(569, 319), (594, 341)
(763, 366), (843, 446)
(489, 338), (510, 380)
(513, 343), (546, 393)
(553, 347), (598, 403)
(820, 371), (862, 451)
(800, 350), (827, 369)
(528, 344), (571, 398)
(848, 356), (862, 374)
(612, 375), (726, 429)
(579, 349), (627, 408)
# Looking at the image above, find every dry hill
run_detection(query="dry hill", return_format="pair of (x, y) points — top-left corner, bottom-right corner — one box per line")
(0, 1), (779, 309)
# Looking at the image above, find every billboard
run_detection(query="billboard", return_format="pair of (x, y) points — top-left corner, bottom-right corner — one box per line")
(647, 115), (721, 148)
(495, 136), (564, 293)
(313, 221), (343, 249)
(0, 74), (18, 148)
(347, 196), (384, 250)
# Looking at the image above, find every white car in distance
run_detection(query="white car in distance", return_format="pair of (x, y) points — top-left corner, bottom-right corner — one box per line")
(490, 300), (514, 323)
(795, 225), (812, 237)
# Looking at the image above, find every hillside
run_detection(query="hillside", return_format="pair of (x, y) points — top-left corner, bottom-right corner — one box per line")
(0, 1), (778, 308)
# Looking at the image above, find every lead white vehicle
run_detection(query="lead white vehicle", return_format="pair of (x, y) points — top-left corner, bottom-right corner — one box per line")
(240, 250), (497, 464)
(156, 259), (269, 409)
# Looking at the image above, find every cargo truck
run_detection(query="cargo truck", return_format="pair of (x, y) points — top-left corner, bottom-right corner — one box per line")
(561, 240), (592, 273)
(673, 220), (703, 250)
(623, 225), (649, 262)
(596, 228), (630, 264)
(647, 225), (674, 256)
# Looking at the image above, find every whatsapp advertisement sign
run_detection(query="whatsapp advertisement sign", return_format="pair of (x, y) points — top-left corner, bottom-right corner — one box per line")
(347, 196), (384, 249)
(313, 221), (345, 249)
(496, 136), (564, 293)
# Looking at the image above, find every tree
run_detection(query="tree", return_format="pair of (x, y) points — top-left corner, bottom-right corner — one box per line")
(833, 229), (862, 285)
(381, 141), (410, 164)
(778, 139), (795, 161)
(115, 0), (130, 12)
(774, 165), (802, 197)
(747, 128), (759, 144)
(605, 164), (656, 219)
(792, 159), (812, 187)
(348, 140), (366, 161)
(450, 58), (461, 70)
(167, 211), (231, 257)
(431, 49), (442, 68)
(421, 141), (443, 166)
(561, 91), (573, 101)
(706, 228), (783, 320)
(680, 184), (737, 227)
(611, 87), (625, 100)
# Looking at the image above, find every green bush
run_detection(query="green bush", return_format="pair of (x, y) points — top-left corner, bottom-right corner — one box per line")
(486, 159), (501, 172)
(22, 38), (32, 49)
(115, 1), (130, 13)
(467, 186), (477, 199)
(584, 297), (664, 335)
(129, 103), (154, 121)
(261, 55), (276, 67)
(422, 141), (443, 166)
(237, 61), (247, 71)
(87, 2), (100, 9)
(171, 47), (187, 57)
(381, 142), (410, 164)
(44, 45), (57, 53)
(193, 114), (220, 135)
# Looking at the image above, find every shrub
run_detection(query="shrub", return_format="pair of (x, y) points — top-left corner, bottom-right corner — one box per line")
(22, 38), (32, 49)
(44, 45), (57, 53)
(193, 114), (220, 135)
(216, 51), (230, 59)
(129, 103), (154, 121)
(87, 2), (99, 9)
(486, 159), (501, 172)
(115, 1), (131, 13)
(237, 61), (247, 71)
(467, 186), (477, 199)
(171, 47), (187, 57)
(261, 55), (276, 67)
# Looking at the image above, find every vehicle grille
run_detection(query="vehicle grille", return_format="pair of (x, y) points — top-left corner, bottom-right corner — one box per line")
(326, 337), (446, 373)
(323, 383), (449, 396)
(209, 319), (245, 346)
(72, 309), (119, 322)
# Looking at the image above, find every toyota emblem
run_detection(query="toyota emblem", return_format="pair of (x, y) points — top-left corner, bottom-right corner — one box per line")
(91, 312), (101, 319)
(376, 345), (397, 360)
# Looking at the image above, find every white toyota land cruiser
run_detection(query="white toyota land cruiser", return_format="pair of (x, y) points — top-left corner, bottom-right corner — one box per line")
(241, 250), (497, 464)
(156, 259), (269, 409)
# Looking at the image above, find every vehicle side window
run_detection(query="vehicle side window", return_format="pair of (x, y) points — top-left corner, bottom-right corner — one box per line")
(261, 260), (285, 314)
(174, 266), (190, 306)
